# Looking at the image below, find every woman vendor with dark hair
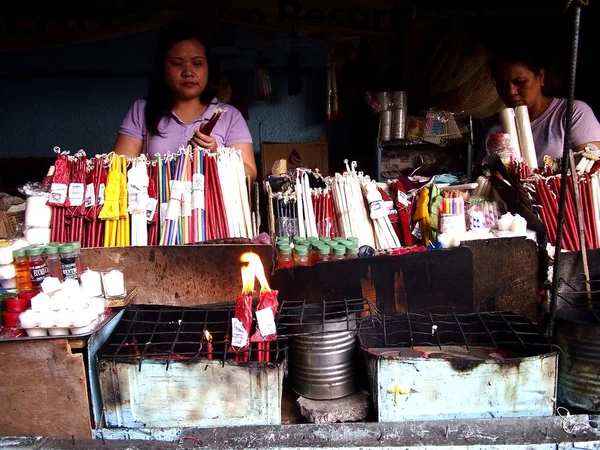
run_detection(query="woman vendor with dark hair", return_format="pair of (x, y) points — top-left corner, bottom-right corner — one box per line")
(480, 47), (600, 167)
(112, 17), (258, 181)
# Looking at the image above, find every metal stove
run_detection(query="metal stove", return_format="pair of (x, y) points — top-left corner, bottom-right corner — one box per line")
(359, 311), (557, 422)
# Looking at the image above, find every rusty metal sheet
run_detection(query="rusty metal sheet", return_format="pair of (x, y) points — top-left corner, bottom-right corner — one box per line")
(364, 348), (557, 422)
(97, 359), (283, 428)
(464, 237), (540, 321)
(272, 248), (475, 315)
(81, 244), (273, 306)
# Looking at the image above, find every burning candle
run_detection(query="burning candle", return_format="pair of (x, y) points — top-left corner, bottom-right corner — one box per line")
(205, 329), (213, 360)
(231, 263), (254, 362)
(241, 252), (279, 364)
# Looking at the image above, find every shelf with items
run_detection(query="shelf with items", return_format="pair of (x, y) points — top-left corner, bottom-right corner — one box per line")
(375, 113), (474, 181)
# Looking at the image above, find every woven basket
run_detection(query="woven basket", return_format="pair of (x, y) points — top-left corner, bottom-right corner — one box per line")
(0, 210), (25, 239)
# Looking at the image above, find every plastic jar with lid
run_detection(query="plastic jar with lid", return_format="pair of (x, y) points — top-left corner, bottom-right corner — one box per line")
(341, 240), (354, 249)
(316, 245), (331, 263)
(12, 249), (34, 292)
(27, 247), (49, 288)
(70, 241), (86, 276)
(345, 245), (359, 259)
(293, 236), (305, 246)
(347, 237), (359, 246)
(44, 246), (63, 280)
(276, 236), (290, 245)
(277, 245), (294, 269)
(331, 245), (346, 261)
(293, 245), (310, 266)
(59, 244), (79, 281)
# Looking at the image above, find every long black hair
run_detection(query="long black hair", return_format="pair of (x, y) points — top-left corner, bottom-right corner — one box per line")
(145, 17), (218, 136)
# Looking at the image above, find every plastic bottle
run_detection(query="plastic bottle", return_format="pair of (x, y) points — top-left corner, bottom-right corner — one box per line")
(277, 245), (294, 269)
(12, 249), (34, 292)
(293, 245), (310, 266)
(345, 245), (359, 259)
(27, 247), (49, 288)
(59, 244), (79, 281)
(316, 245), (331, 263)
(331, 245), (346, 261)
(44, 246), (63, 280)
(70, 241), (85, 276)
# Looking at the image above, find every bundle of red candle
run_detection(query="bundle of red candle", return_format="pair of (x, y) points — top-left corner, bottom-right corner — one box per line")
(529, 172), (600, 251)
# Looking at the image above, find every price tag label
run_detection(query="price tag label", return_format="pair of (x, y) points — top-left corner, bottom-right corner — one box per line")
(231, 318), (248, 348)
(50, 183), (68, 205)
(145, 198), (158, 222)
(170, 180), (184, 201)
(98, 183), (106, 205)
(397, 191), (409, 207)
(411, 222), (422, 240)
(191, 190), (204, 211)
(192, 173), (204, 191)
(166, 199), (180, 221)
(159, 202), (168, 226)
(68, 183), (85, 206)
(84, 183), (96, 208)
(256, 308), (276, 337)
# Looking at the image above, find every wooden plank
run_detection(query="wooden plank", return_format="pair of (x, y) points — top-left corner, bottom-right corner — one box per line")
(105, 286), (138, 309)
(81, 244), (273, 307)
(0, 339), (92, 438)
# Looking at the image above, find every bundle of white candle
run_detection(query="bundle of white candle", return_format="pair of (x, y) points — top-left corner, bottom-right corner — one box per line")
(18, 277), (107, 337)
(330, 161), (377, 249)
(215, 147), (254, 238)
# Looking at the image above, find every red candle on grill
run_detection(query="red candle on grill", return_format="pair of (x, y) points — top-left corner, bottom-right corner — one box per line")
(204, 330), (213, 360)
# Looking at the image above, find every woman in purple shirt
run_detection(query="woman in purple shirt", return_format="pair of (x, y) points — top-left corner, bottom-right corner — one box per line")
(481, 48), (600, 167)
(113, 19), (258, 181)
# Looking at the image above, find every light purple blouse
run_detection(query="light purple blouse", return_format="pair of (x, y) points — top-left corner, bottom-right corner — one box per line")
(481, 98), (600, 166)
(118, 98), (253, 158)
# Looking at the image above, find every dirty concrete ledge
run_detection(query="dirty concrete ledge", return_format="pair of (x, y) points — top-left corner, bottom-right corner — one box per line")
(1, 416), (600, 450)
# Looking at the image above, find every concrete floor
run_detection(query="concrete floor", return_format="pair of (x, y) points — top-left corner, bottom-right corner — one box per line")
(1, 416), (600, 449)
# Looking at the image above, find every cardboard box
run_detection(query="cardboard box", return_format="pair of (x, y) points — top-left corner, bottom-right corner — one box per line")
(261, 137), (329, 177)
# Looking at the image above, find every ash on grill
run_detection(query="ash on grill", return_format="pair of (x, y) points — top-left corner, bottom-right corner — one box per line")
(97, 298), (376, 370)
(359, 311), (551, 355)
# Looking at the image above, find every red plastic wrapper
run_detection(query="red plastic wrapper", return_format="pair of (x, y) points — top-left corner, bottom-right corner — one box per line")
(250, 290), (279, 342)
(229, 294), (253, 353)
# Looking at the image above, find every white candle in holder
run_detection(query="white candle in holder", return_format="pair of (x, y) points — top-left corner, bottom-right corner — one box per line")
(102, 270), (126, 298)
(80, 270), (103, 297)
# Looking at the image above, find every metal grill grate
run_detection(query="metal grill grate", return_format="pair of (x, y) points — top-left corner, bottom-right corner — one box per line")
(98, 298), (376, 369)
(359, 311), (551, 354)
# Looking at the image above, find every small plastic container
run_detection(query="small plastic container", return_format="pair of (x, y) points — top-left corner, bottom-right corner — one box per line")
(345, 245), (359, 259)
(277, 245), (294, 269)
(331, 245), (346, 261)
(293, 245), (310, 266)
(332, 237), (345, 243)
(59, 244), (79, 281)
(316, 245), (331, 263)
(27, 247), (49, 289)
(348, 237), (359, 246)
(276, 236), (290, 245)
(12, 248), (34, 292)
(293, 236), (306, 246)
(70, 241), (86, 276)
(44, 245), (63, 281)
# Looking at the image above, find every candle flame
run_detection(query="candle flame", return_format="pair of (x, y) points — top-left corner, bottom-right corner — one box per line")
(204, 330), (212, 342)
(240, 252), (271, 293)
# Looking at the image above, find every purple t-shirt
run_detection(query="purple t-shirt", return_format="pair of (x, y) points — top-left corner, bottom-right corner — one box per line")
(481, 98), (600, 166)
(118, 98), (252, 158)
